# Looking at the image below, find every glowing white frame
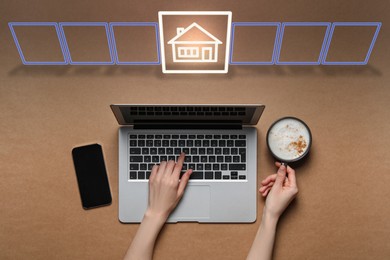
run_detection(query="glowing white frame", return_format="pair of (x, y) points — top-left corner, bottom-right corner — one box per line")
(158, 11), (232, 74)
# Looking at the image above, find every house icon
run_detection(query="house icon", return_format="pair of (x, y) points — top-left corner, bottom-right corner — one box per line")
(168, 22), (223, 63)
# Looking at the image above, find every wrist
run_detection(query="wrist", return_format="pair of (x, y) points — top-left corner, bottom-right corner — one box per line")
(262, 209), (279, 228)
(144, 208), (169, 224)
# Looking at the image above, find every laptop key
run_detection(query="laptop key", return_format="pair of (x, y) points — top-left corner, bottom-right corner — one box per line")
(223, 175), (230, 180)
(215, 148), (222, 155)
(130, 171), (137, 179)
(231, 148), (238, 155)
(233, 156), (240, 163)
(163, 135), (171, 139)
(229, 164), (246, 170)
(185, 156), (191, 163)
(160, 156), (167, 161)
(140, 164), (147, 170)
(239, 135), (246, 139)
(148, 164), (154, 170)
(158, 148), (165, 154)
(183, 148), (190, 154)
(168, 155), (175, 161)
(152, 156), (159, 162)
(130, 148), (141, 154)
(146, 140), (153, 146)
(213, 164), (220, 170)
(207, 148), (214, 154)
(205, 164), (212, 170)
(227, 140), (234, 147)
(150, 148), (157, 154)
(191, 148), (198, 154)
(144, 156), (151, 162)
(217, 156), (224, 162)
(211, 140), (218, 147)
(130, 135), (137, 139)
(167, 148), (173, 154)
(147, 135), (154, 139)
(174, 148), (181, 154)
(138, 171), (145, 180)
(209, 156), (216, 162)
(154, 140), (161, 147)
(162, 140), (169, 146)
(196, 164), (204, 170)
(193, 156), (200, 163)
(205, 171), (213, 179)
(239, 175), (246, 180)
(190, 171), (203, 179)
(195, 140), (202, 147)
(224, 156), (232, 163)
(201, 156), (207, 162)
(146, 171), (151, 179)
(142, 148), (149, 154)
(179, 140), (186, 147)
(235, 140), (246, 147)
(189, 164), (195, 170)
(130, 140), (137, 146)
(215, 171), (222, 179)
(170, 140), (178, 147)
(223, 148), (229, 154)
(130, 156), (143, 162)
(186, 140), (194, 147)
(199, 148), (206, 155)
(130, 164), (139, 170)
(221, 164), (228, 170)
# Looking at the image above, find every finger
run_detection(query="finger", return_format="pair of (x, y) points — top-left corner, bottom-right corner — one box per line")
(286, 165), (297, 187)
(261, 187), (272, 197)
(156, 161), (167, 180)
(177, 169), (192, 197)
(261, 174), (277, 185)
(275, 164), (287, 186)
(173, 153), (185, 178)
(149, 164), (159, 181)
(165, 160), (176, 177)
(259, 181), (274, 193)
(275, 161), (282, 167)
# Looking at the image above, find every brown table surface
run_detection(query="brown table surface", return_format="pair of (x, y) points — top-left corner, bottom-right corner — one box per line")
(1, 1), (390, 259)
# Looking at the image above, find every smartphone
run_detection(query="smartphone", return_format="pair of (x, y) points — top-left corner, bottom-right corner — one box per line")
(72, 144), (112, 209)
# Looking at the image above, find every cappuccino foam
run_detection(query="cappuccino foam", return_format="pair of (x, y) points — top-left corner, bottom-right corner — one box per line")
(268, 118), (310, 160)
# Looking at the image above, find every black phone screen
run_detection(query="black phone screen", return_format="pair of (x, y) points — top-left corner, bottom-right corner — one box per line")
(72, 144), (112, 209)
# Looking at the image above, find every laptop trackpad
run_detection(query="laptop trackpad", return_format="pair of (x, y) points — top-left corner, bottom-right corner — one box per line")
(169, 185), (210, 222)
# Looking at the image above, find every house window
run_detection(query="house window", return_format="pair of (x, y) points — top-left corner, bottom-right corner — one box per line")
(178, 47), (199, 58)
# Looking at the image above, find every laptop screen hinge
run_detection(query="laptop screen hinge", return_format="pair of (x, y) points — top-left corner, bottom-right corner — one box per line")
(133, 120), (242, 130)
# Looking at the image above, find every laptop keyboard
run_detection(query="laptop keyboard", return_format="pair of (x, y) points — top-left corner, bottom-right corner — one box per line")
(129, 134), (247, 181)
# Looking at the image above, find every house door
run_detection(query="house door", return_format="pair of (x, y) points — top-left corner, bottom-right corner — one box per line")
(202, 47), (213, 61)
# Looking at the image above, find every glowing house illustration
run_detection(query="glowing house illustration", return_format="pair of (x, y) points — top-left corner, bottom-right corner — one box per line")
(168, 22), (222, 62)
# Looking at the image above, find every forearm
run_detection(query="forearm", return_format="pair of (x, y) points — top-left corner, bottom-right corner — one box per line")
(124, 210), (167, 260)
(247, 211), (278, 260)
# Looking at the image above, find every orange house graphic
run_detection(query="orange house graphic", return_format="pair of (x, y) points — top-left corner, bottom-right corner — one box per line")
(168, 22), (222, 63)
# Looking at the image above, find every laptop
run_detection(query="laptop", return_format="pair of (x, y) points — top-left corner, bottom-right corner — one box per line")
(110, 104), (265, 223)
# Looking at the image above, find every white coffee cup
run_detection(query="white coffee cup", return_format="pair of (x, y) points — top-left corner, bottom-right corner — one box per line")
(266, 117), (312, 164)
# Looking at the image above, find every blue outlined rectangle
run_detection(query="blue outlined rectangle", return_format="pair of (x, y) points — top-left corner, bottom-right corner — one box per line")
(322, 22), (381, 65)
(275, 22), (331, 65)
(229, 22), (281, 65)
(59, 22), (114, 65)
(109, 22), (160, 65)
(8, 22), (68, 65)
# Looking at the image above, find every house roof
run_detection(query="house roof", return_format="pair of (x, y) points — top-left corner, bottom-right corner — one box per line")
(168, 22), (222, 44)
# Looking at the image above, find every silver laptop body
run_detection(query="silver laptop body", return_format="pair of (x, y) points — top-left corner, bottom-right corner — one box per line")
(111, 104), (265, 223)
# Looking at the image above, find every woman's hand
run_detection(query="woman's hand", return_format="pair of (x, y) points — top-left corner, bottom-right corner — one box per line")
(146, 153), (192, 220)
(259, 162), (298, 219)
